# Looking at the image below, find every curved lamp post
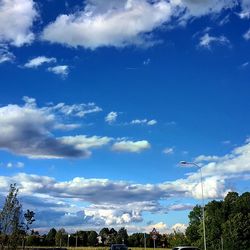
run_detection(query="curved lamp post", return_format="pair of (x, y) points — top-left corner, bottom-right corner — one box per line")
(180, 161), (207, 250)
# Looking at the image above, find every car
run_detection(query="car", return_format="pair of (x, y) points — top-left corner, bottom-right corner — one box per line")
(110, 244), (128, 250)
(172, 247), (200, 250)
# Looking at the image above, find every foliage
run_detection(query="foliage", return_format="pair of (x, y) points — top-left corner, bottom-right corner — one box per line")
(0, 184), (23, 250)
(55, 228), (67, 247)
(167, 231), (189, 248)
(45, 228), (57, 246)
(186, 191), (250, 250)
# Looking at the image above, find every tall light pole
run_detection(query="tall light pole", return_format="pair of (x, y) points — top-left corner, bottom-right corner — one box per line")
(180, 161), (207, 250)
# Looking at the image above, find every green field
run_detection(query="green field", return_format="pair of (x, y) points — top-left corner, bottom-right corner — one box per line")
(25, 247), (171, 250)
(66, 248), (171, 250)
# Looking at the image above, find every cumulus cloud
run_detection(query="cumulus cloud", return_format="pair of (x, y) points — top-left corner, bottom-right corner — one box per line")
(0, 0), (37, 46)
(171, 223), (187, 233)
(24, 56), (56, 68)
(1, 138), (250, 229)
(199, 33), (230, 49)
(131, 119), (157, 126)
(112, 140), (151, 153)
(0, 97), (109, 159)
(48, 65), (69, 77)
(41, 0), (239, 49)
(0, 45), (15, 63)
(42, 0), (173, 49)
(105, 111), (118, 124)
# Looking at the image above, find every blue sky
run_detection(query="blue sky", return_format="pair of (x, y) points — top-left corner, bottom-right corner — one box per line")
(1, 0), (250, 234)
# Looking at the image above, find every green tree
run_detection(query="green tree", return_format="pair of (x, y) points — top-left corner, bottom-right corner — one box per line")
(87, 231), (97, 246)
(168, 231), (188, 248)
(55, 228), (67, 247)
(99, 228), (110, 245)
(76, 231), (88, 246)
(0, 184), (22, 250)
(45, 228), (57, 246)
(116, 227), (128, 244)
(26, 235), (41, 246)
(186, 205), (202, 247)
(108, 228), (117, 244)
(222, 212), (250, 250)
(205, 200), (224, 250)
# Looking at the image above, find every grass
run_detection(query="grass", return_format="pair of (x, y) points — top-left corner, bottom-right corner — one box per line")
(23, 247), (171, 250)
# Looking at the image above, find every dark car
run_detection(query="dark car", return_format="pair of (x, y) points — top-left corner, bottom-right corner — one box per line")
(110, 244), (128, 250)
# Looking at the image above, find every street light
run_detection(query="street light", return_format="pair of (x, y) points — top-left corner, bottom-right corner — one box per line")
(179, 161), (207, 250)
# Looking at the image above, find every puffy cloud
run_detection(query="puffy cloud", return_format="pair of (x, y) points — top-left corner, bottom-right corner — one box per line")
(48, 65), (69, 77)
(24, 56), (56, 68)
(1, 139), (250, 228)
(105, 111), (118, 124)
(0, 97), (109, 159)
(145, 222), (168, 234)
(112, 140), (151, 153)
(0, 0), (37, 46)
(171, 223), (187, 233)
(199, 33), (230, 49)
(42, 0), (239, 49)
(42, 0), (173, 49)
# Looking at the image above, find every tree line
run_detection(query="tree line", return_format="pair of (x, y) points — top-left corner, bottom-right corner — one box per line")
(0, 184), (249, 249)
(185, 191), (250, 250)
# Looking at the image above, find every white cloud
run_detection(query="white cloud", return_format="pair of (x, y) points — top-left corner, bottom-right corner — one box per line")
(145, 222), (167, 234)
(0, 0), (37, 46)
(24, 56), (56, 68)
(199, 33), (230, 49)
(42, 0), (173, 49)
(112, 140), (151, 153)
(243, 28), (250, 40)
(168, 204), (194, 211)
(1, 136), (250, 229)
(195, 155), (220, 162)
(105, 111), (118, 124)
(163, 147), (174, 155)
(131, 119), (157, 126)
(238, 0), (250, 19)
(180, 0), (236, 17)
(60, 135), (112, 151)
(48, 65), (69, 77)
(46, 102), (102, 117)
(0, 161), (24, 168)
(41, 0), (239, 49)
(0, 45), (15, 64)
(147, 119), (157, 125)
(171, 223), (187, 233)
(0, 97), (109, 159)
